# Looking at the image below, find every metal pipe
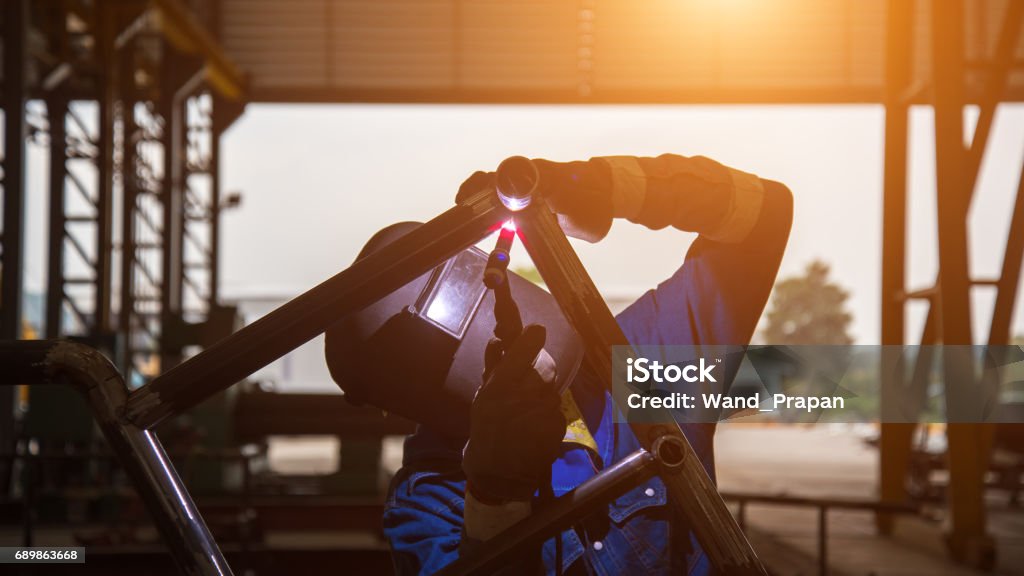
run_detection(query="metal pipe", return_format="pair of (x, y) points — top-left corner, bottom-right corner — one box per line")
(126, 190), (508, 429)
(514, 187), (768, 575)
(437, 448), (657, 576)
(0, 340), (232, 576)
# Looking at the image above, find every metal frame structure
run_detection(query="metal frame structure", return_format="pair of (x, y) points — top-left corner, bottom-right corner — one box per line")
(1, 0), (1021, 573)
(0, 0), (246, 528)
(878, 0), (1024, 568)
(1, 177), (770, 575)
(0, 0), (246, 381)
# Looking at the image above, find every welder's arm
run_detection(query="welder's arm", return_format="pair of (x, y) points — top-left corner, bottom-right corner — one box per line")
(535, 153), (792, 346)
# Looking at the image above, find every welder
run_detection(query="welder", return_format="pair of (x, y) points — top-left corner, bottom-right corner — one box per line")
(324, 153), (792, 575)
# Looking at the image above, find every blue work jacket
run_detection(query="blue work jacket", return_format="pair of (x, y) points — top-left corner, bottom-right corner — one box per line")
(383, 180), (792, 575)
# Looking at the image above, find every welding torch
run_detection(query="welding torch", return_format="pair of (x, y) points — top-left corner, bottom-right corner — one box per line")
(484, 155), (541, 346)
(484, 223), (523, 344)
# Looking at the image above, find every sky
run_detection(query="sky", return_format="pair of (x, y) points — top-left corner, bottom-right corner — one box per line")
(20, 103), (1024, 345)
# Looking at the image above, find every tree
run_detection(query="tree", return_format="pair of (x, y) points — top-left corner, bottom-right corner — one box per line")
(761, 260), (854, 345)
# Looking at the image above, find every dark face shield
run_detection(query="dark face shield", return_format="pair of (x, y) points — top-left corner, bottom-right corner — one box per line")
(325, 222), (584, 440)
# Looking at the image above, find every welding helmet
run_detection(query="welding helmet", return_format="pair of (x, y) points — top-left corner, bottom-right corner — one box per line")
(324, 222), (584, 440)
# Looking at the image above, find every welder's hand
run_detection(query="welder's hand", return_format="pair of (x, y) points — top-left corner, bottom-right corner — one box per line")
(456, 171), (496, 204)
(532, 158), (614, 243)
(462, 324), (565, 503)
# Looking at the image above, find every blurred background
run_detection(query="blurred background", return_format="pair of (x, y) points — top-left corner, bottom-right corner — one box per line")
(1, 0), (1023, 574)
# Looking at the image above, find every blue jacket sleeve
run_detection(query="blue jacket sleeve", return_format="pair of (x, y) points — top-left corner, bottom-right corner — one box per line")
(617, 179), (793, 348)
(383, 465), (467, 575)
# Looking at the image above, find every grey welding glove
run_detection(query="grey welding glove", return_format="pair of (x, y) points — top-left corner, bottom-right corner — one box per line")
(462, 324), (564, 505)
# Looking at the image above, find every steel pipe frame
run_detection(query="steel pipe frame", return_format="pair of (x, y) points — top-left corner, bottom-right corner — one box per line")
(0, 191), (508, 575)
(437, 448), (659, 576)
(0, 340), (231, 576)
(515, 200), (767, 575)
(125, 187), (511, 428)
(61, 173), (763, 573)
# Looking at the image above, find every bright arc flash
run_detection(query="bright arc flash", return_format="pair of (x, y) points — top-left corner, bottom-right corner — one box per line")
(501, 219), (517, 232)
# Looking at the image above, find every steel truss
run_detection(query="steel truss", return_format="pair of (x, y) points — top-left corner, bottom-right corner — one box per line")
(878, 0), (1024, 569)
(0, 0), (245, 508)
(0, 0), (245, 385)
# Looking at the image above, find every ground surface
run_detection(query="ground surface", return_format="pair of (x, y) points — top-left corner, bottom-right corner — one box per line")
(716, 424), (1023, 576)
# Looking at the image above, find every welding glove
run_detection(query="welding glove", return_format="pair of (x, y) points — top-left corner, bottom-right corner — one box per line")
(531, 158), (615, 243)
(535, 154), (766, 244)
(461, 324), (564, 505)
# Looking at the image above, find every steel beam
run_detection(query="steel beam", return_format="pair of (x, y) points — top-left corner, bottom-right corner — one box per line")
(208, 94), (245, 307)
(152, 0), (246, 100)
(95, 0), (117, 335)
(877, 0), (915, 535)
(515, 202), (767, 575)
(160, 48), (190, 372)
(2, 0), (28, 340)
(119, 90), (140, 379)
(46, 96), (69, 338)
(0, 0), (28, 500)
(965, 0), (1024, 186)
(931, 0), (993, 567)
(910, 0), (1024, 351)
(209, 103), (222, 304)
(987, 161), (1024, 346)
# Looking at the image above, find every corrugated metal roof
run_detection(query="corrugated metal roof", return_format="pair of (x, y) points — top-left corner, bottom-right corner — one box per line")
(218, 0), (1024, 103)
